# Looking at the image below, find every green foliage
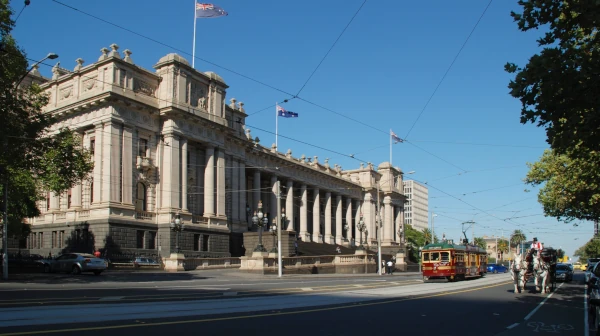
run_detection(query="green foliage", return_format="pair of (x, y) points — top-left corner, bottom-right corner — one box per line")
(0, 0), (93, 237)
(506, 0), (600, 222)
(474, 237), (486, 250)
(525, 149), (600, 221)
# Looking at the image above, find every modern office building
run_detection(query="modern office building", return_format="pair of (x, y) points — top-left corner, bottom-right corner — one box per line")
(403, 179), (428, 231)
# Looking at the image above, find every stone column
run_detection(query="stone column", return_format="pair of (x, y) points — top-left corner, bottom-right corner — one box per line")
(324, 192), (332, 244)
(203, 146), (215, 217)
(354, 199), (361, 244)
(71, 183), (82, 209)
(122, 126), (133, 205)
(161, 134), (180, 209)
(312, 188), (320, 243)
(216, 150), (226, 217)
(299, 184), (308, 240)
(253, 170), (261, 213)
(384, 196), (394, 245)
(345, 198), (353, 244)
(92, 123), (103, 205)
(395, 206), (402, 242)
(270, 175), (278, 227)
(335, 195), (343, 245)
(239, 162), (247, 226)
(232, 160), (239, 222)
(103, 122), (121, 203)
(181, 138), (188, 212)
(285, 180), (294, 231)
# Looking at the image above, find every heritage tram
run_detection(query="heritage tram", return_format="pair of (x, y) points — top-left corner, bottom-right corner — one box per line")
(421, 239), (488, 282)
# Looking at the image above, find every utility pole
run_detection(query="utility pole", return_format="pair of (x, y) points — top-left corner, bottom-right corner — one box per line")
(377, 182), (382, 276)
(276, 180), (282, 278)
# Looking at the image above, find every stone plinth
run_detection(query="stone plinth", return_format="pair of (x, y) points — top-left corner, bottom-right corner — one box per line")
(395, 252), (407, 271)
(163, 253), (185, 272)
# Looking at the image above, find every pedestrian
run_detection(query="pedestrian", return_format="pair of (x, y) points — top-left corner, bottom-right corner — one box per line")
(387, 260), (394, 275)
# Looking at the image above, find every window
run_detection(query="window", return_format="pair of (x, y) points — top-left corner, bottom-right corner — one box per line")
(135, 183), (147, 212)
(138, 138), (148, 157)
(136, 230), (144, 249)
(147, 231), (156, 249)
(194, 234), (201, 251)
(90, 138), (95, 156)
(202, 235), (209, 252)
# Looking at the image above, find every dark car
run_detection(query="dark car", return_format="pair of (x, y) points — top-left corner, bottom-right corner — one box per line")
(555, 263), (573, 282)
(486, 264), (508, 273)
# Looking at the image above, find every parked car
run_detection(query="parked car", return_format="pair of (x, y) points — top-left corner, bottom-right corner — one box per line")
(133, 257), (161, 268)
(555, 263), (573, 282)
(486, 264), (508, 273)
(42, 253), (107, 275)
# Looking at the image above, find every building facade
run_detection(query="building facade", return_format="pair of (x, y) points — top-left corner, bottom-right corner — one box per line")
(17, 44), (407, 258)
(403, 179), (428, 232)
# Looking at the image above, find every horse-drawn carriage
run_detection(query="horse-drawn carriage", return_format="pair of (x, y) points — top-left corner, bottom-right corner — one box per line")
(511, 247), (557, 294)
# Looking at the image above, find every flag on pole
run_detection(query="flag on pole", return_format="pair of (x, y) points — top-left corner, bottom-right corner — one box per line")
(277, 105), (298, 118)
(195, 3), (228, 18)
(391, 130), (403, 143)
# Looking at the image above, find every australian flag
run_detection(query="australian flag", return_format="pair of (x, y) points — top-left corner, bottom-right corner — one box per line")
(277, 105), (298, 118)
(195, 3), (228, 18)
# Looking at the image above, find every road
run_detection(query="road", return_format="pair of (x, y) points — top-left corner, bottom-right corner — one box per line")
(0, 271), (589, 335)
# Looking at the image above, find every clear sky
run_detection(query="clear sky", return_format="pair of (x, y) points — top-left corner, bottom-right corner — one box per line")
(9, 0), (592, 258)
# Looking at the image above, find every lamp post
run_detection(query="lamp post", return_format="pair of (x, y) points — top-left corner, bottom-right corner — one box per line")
(169, 213), (185, 254)
(3, 52), (59, 280)
(252, 201), (267, 252)
(356, 214), (366, 250)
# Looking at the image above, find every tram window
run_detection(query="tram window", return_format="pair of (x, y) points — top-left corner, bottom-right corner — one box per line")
(423, 253), (430, 261)
(431, 252), (440, 261)
(441, 252), (450, 262)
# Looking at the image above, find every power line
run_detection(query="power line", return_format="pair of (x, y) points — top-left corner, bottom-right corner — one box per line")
(49, 0), (296, 97)
(403, 0), (494, 140)
(295, 0), (368, 96)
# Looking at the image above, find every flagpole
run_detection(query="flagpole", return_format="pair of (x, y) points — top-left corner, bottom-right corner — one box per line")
(390, 129), (393, 166)
(192, 0), (197, 68)
(275, 102), (278, 151)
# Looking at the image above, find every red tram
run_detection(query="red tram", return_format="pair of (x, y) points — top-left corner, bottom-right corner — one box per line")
(421, 240), (488, 282)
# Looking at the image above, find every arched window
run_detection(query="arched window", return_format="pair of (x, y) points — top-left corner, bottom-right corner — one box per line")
(136, 182), (147, 212)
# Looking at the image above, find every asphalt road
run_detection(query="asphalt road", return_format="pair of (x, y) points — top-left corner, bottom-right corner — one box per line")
(0, 271), (588, 335)
(0, 270), (423, 307)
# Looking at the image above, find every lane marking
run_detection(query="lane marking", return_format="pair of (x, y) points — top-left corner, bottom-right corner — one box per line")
(0, 281), (511, 336)
(585, 285), (589, 336)
(507, 323), (519, 329)
(524, 282), (564, 321)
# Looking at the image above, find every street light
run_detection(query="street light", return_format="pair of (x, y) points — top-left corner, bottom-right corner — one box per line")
(356, 214), (366, 250)
(169, 213), (185, 254)
(3, 52), (59, 280)
(252, 201), (267, 252)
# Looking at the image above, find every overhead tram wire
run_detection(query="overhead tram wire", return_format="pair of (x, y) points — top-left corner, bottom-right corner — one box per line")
(48, 0), (475, 174)
(294, 0), (368, 97)
(403, 0), (494, 140)
(50, 0), (296, 98)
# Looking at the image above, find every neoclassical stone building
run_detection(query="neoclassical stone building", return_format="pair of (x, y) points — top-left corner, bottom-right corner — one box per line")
(21, 44), (407, 258)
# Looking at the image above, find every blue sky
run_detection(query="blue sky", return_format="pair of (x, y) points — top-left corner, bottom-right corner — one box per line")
(9, 0), (591, 258)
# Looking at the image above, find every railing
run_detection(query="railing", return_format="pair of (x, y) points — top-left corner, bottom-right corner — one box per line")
(135, 211), (154, 220)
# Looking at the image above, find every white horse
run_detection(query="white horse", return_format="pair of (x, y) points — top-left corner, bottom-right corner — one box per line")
(510, 253), (524, 293)
(533, 253), (550, 293)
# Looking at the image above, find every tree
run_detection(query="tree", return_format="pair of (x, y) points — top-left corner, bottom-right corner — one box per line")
(497, 239), (509, 260)
(510, 230), (527, 254)
(0, 1), (93, 239)
(474, 237), (486, 250)
(506, 0), (600, 222)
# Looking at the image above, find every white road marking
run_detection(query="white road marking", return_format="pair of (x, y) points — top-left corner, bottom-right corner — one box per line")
(524, 282), (564, 320)
(585, 286), (589, 336)
(507, 323), (519, 329)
